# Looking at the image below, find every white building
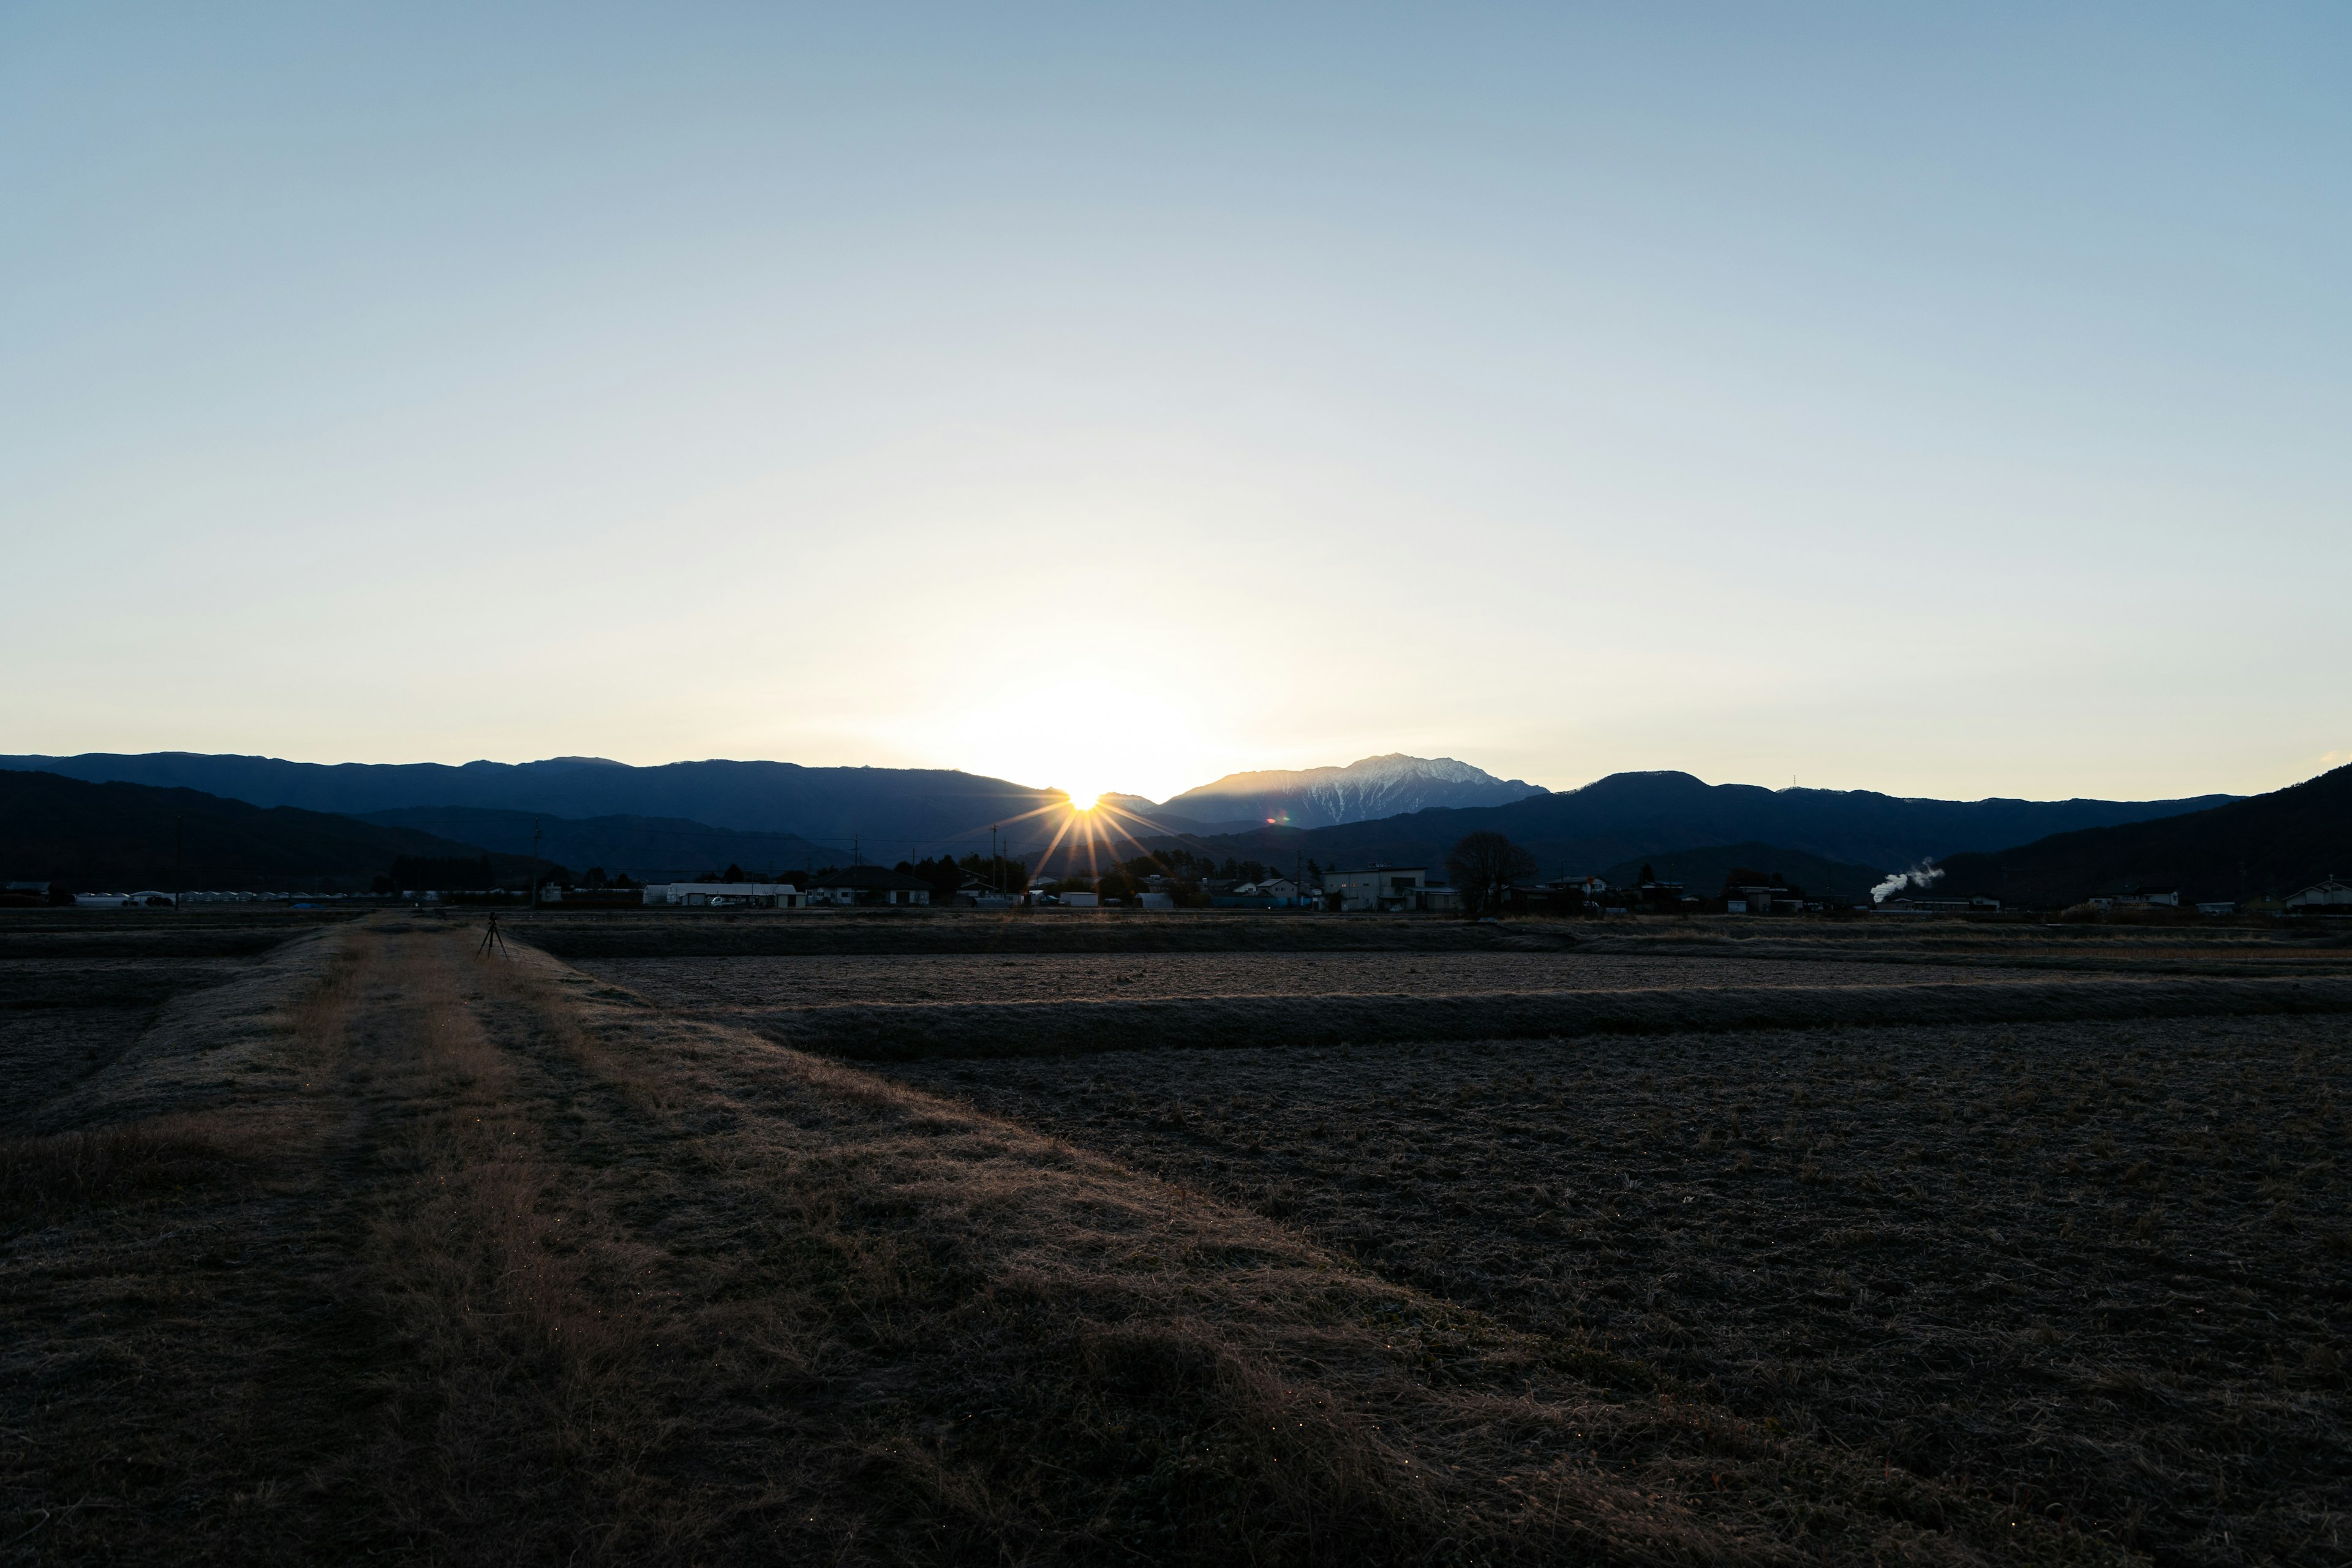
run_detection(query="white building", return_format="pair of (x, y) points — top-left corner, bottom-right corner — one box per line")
(2286, 877), (2352, 910)
(1323, 866), (1427, 911)
(1215, 877), (1306, 908)
(2089, 888), (2181, 911)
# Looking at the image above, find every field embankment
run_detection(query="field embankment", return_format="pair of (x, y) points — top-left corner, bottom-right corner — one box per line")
(673, 974), (2352, 1061)
(518, 911), (1582, 959)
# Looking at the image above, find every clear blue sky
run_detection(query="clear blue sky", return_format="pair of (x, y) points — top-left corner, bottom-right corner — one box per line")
(5, 3), (2346, 804)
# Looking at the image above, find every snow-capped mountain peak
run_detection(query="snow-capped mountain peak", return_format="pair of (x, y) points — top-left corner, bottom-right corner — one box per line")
(1158, 754), (1548, 831)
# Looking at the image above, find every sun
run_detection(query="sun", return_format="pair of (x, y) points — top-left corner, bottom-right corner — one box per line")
(1065, 791), (1100, 812)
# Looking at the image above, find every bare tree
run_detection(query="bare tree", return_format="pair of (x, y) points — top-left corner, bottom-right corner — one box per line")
(1446, 831), (1538, 919)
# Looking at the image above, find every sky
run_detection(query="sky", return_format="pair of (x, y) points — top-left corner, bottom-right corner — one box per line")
(4, 2), (2347, 807)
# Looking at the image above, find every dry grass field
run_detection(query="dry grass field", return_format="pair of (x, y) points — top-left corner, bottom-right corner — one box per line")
(4, 907), (2347, 1565)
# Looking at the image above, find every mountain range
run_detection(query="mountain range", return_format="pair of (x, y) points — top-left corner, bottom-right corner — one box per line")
(0, 749), (1561, 849)
(355, 807), (838, 884)
(0, 771), (546, 891)
(1139, 770), (2237, 883)
(1, 748), (2260, 899)
(1, 752), (1055, 859)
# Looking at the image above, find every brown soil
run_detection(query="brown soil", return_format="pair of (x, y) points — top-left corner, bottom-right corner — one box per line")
(1, 913), (2144, 1565)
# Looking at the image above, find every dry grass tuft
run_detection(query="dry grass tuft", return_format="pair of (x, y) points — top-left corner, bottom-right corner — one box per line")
(0, 1113), (252, 1216)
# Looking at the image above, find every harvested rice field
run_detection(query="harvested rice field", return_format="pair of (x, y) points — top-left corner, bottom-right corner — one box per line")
(876, 1015), (2352, 1566)
(6, 907), (2348, 1566)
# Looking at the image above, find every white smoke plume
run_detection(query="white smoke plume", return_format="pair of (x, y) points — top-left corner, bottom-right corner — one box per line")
(1869, 861), (1945, 903)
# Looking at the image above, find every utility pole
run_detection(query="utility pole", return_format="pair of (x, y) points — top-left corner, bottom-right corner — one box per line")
(529, 818), (542, 912)
(174, 815), (183, 910)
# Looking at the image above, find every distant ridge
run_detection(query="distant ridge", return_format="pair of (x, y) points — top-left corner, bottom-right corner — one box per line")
(0, 752), (1059, 858)
(1934, 762), (2352, 908)
(358, 806), (837, 884)
(0, 771), (543, 891)
(1145, 770), (2236, 876)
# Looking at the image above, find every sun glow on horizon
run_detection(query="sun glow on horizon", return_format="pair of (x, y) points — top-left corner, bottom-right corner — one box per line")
(927, 677), (1220, 808)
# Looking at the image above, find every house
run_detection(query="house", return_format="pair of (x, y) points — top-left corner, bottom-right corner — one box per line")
(641, 882), (800, 908)
(2108, 888), (2180, 908)
(1323, 866), (1427, 911)
(2285, 877), (2352, 910)
(805, 867), (932, 907)
(1499, 881), (1580, 916)
(1213, 877), (1305, 909)
(943, 873), (1018, 909)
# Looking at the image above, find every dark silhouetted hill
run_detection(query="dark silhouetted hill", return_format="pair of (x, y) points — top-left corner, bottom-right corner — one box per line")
(0, 771), (548, 891)
(0, 752), (1060, 853)
(359, 807), (836, 883)
(1934, 763), (2352, 908)
(1596, 842), (1891, 903)
(1150, 771), (2234, 877)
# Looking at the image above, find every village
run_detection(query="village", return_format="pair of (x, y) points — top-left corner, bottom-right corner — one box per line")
(424, 856), (2352, 921)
